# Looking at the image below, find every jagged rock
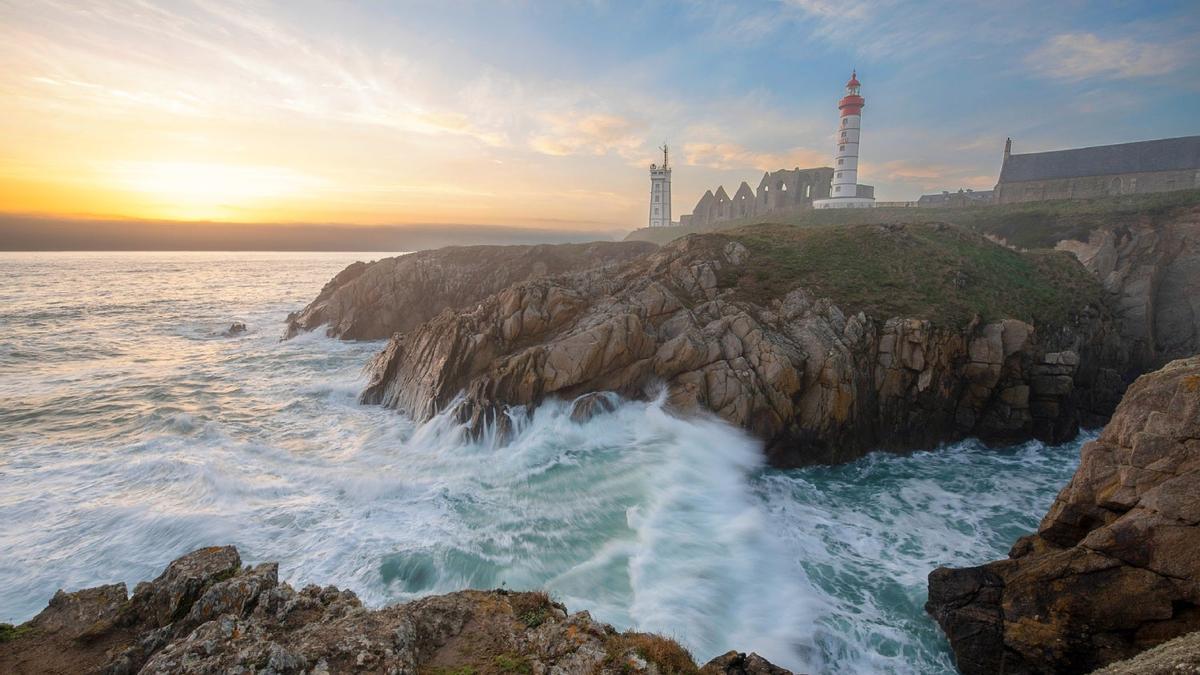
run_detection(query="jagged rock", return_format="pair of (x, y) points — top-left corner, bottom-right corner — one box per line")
(703, 650), (797, 674)
(359, 232), (1123, 466)
(1056, 209), (1200, 371)
(221, 321), (247, 337)
(284, 241), (657, 340)
(927, 355), (1200, 674)
(25, 583), (127, 641)
(0, 547), (793, 675)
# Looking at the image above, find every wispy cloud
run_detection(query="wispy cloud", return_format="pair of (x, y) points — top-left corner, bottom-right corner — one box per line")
(683, 141), (827, 171)
(530, 112), (645, 158)
(1026, 32), (1190, 82)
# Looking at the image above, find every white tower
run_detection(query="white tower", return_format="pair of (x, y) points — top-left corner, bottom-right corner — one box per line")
(648, 144), (672, 227)
(813, 71), (876, 209)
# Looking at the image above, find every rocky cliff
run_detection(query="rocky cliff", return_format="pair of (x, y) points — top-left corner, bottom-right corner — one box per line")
(926, 355), (1200, 674)
(356, 224), (1124, 466)
(0, 546), (793, 675)
(1055, 207), (1200, 373)
(285, 241), (657, 340)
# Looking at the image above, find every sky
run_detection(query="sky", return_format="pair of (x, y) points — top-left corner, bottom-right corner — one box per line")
(1, 0), (1198, 236)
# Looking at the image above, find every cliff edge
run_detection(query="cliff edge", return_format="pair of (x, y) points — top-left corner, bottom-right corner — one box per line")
(285, 241), (657, 341)
(927, 355), (1200, 674)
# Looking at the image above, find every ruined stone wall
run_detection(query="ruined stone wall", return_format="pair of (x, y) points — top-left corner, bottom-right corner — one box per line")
(688, 167), (834, 227)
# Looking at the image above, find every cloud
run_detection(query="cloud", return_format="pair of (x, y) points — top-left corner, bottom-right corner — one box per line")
(1026, 33), (1187, 81)
(859, 159), (995, 192)
(530, 113), (645, 158)
(682, 141), (828, 171)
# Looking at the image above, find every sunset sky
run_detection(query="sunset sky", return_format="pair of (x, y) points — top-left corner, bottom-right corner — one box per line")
(1, 0), (1198, 233)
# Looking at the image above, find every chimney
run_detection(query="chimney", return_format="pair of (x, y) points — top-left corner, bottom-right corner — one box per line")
(1004, 137), (1012, 159)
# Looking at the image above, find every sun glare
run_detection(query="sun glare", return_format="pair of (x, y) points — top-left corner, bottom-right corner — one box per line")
(110, 161), (321, 220)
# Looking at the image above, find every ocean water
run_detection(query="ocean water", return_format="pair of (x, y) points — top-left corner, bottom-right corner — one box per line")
(0, 252), (1087, 674)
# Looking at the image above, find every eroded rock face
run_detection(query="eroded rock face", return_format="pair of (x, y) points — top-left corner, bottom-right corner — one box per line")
(927, 355), (1200, 674)
(284, 241), (657, 340)
(1056, 207), (1200, 373)
(0, 546), (795, 675)
(361, 233), (1124, 466)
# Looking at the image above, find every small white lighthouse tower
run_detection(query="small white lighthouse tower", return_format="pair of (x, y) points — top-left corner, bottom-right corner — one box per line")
(814, 71), (875, 209)
(648, 144), (672, 228)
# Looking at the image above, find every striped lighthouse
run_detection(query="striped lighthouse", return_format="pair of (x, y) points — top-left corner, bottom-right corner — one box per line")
(814, 71), (876, 209)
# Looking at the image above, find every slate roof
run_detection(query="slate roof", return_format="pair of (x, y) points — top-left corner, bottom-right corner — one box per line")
(999, 136), (1200, 183)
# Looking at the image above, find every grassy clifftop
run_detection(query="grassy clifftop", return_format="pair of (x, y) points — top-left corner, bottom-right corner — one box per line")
(714, 221), (1104, 328)
(630, 189), (1200, 250)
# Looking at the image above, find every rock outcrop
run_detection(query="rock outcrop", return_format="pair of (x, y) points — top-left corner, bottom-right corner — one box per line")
(1055, 207), (1200, 374)
(284, 241), (657, 340)
(360, 228), (1125, 466)
(0, 546), (794, 675)
(926, 355), (1200, 674)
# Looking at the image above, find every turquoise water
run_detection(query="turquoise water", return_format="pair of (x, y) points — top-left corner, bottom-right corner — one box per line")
(0, 252), (1086, 673)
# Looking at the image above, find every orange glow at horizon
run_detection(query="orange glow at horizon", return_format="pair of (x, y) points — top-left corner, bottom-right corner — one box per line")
(0, 3), (657, 230)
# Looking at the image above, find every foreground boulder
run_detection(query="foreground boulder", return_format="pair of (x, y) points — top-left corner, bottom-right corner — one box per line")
(284, 241), (656, 340)
(0, 546), (793, 675)
(360, 225), (1126, 466)
(927, 355), (1200, 674)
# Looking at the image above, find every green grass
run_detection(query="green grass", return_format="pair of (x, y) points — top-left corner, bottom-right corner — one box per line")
(715, 221), (1104, 328)
(0, 622), (33, 642)
(492, 653), (532, 674)
(628, 189), (1200, 250)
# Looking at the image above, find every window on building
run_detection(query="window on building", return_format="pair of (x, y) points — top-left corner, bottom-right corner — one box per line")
(781, 184), (788, 191)
(836, 171), (842, 178)
(840, 131), (847, 138)
(805, 185), (811, 198)
(654, 194), (660, 202)
(838, 159), (844, 165)
(839, 145), (845, 152)
(835, 186), (841, 192)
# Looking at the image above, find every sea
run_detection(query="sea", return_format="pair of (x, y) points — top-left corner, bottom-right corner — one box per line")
(0, 251), (1089, 674)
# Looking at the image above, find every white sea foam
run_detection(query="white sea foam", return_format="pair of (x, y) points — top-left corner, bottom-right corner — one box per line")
(0, 252), (1087, 674)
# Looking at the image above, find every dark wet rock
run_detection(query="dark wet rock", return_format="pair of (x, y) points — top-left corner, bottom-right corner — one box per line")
(927, 355), (1200, 674)
(1, 547), (794, 675)
(569, 391), (620, 423)
(221, 321), (247, 337)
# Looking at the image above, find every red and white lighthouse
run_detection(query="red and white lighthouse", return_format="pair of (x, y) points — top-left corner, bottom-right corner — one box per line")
(814, 71), (876, 209)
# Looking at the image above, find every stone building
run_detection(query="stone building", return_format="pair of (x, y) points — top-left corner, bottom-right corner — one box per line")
(684, 167), (834, 228)
(917, 188), (994, 208)
(993, 136), (1200, 204)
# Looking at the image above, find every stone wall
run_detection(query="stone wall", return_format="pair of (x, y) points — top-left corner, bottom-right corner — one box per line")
(688, 167), (834, 228)
(995, 168), (1200, 204)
